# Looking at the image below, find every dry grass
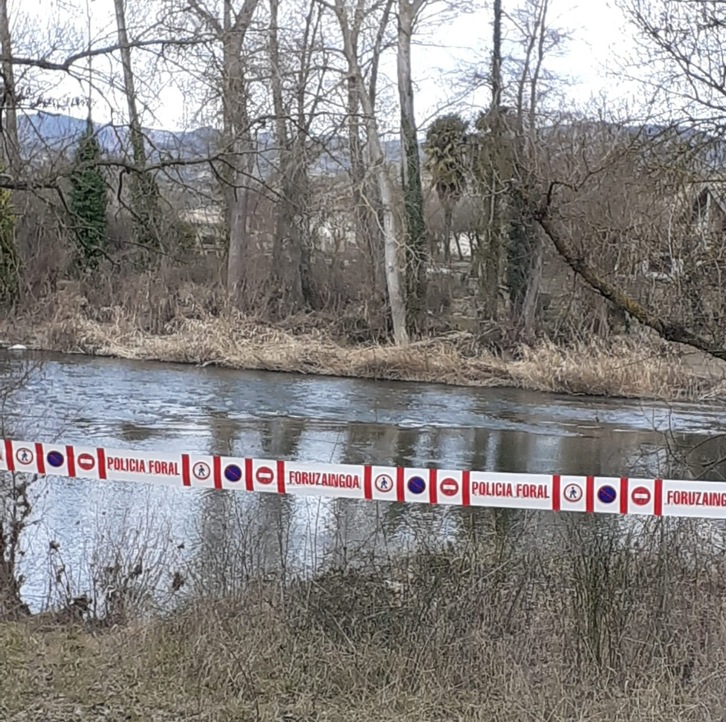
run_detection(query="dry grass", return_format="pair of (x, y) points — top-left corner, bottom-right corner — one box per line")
(3, 517), (726, 722)
(3, 280), (726, 401)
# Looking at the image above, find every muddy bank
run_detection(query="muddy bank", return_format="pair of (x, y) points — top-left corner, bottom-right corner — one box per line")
(2, 303), (725, 402)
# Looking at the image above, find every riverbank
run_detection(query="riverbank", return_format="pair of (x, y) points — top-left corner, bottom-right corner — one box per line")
(2, 544), (724, 722)
(0, 611), (703, 722)
(3, 292), (725, 401)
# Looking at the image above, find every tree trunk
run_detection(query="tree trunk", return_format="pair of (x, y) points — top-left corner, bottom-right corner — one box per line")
(477, 0), (505, 324)
(535, 208), (726, 361)
(508, 0), (551, 339)
(0, 0), (19, 173)
(221, 9), (255, 298)
(521, 233), (543, 338)
(443, 205), (452, 262)
(348, 57), (384, 295)
(364, 109), (408, 345)
(0, 0), (19, 307)
(335, 0), (408, 344)
(268, 0), (305, 314)
(113, 0), (161, 254)
(397, 0), (427, 336)
(171, 0), (261, 298)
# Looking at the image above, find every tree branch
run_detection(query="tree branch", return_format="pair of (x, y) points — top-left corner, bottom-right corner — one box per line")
(3, 38), (205, 73)
(187, 0), (223, 34)
(533, 201), (726, 361)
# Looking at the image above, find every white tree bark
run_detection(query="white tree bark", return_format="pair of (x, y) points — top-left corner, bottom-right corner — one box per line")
(0, 0), (19, 171)
(333, 0), (408, 345)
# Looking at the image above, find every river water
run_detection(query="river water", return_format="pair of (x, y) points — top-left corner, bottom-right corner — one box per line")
(2, 350), (726, 611)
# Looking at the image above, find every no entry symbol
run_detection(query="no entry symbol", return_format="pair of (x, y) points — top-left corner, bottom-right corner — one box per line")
(631, 486), (651, 506)
(440, 477), (459, 497)
(77, 453), (95, 472)
(256, 466), (274, 485)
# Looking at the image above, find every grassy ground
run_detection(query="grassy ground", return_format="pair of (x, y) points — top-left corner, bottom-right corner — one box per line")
(2, 280), (725, 402)
(0, 613), (696, 722)
(2, 542), (726, 722)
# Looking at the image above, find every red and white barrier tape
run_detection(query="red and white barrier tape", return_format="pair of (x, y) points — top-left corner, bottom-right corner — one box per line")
(1, 438), (724, 519)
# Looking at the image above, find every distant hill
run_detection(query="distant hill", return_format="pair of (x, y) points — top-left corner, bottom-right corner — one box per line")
(19, 111), (220, 160)
(18, 111), (405, 174)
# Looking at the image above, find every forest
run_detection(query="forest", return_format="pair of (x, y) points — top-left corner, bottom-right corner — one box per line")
(0, 0), (726, 398)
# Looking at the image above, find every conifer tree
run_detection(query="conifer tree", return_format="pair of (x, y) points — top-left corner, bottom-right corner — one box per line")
(69, 121), (108, 266)
(0, 184), (19, 305)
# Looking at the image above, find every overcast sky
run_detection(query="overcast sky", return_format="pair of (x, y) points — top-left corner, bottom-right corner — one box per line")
(16, 0), (637, 132)
(416, 0), (644, 129)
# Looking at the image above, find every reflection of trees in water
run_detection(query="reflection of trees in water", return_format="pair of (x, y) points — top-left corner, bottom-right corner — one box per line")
(190, 405), (726, 595)
(452, 428), (493, 546)
(259, 417), (304, 459)
(194, 414), (303, 592)
(193, 413), (241, 596)
(316, 423), (458, 569)
(258, 417), (301, 581)
(657, 431), (726, 482)
(331, 424), (391, 568)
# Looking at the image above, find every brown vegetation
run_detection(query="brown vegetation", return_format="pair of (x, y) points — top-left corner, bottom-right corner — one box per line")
(2, 514), (726, 721)
(2, 275), (725, 402)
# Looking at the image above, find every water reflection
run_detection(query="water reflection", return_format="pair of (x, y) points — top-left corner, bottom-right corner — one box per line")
(1, 350), (725, 610)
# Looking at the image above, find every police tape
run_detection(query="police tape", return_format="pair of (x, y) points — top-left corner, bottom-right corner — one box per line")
(1, 437), (725, 519)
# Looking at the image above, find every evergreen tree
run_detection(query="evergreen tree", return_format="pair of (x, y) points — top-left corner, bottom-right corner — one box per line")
(424, 114), (469, 262)
(0, 184), (19, 306)
(69, 120), (107, 266)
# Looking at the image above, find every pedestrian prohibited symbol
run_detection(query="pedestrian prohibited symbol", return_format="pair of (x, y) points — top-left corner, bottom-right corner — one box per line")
(15, 447), (33, 465)
(563, 483), (582, 502)
(193, 462), (211, 480)
(375, 473), (393, 493)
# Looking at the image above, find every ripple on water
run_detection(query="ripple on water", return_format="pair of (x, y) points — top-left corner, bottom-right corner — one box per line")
(2, 349), (726, 612)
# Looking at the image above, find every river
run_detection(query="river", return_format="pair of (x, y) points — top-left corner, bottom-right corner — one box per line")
(2, 350), (726, 611)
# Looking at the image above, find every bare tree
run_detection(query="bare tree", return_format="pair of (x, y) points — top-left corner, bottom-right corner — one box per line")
(507, 0), (565, 338)
(618, 0), (726, 131)
(113, 0), (162, 254)
(397, 0), (427, 336)
(471, 0), (505, 324)
(0, 0), (20, 306)
(337, 0), (388, 305)
(181, 0), (262, 297)
(0, 0), (19, 172)
(332, 0), (409, 345)
(268, 0), (327, 314)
